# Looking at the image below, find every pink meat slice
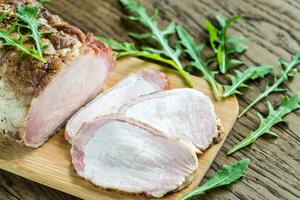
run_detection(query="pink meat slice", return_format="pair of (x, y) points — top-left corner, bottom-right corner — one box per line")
(65, 69), (169, 142)
(119, 88), (221, 153)
(71, 116), (198, 197)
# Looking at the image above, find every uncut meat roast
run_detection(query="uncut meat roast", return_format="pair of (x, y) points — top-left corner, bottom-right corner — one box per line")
(0, 0), (115, 147)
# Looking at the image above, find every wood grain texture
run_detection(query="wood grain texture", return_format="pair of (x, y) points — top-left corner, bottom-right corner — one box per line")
(0, 58), (238, 200)
(1, 0), (300, 199)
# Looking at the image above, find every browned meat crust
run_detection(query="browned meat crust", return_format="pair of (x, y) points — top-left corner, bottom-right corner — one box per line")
(0, 0), (112, 99)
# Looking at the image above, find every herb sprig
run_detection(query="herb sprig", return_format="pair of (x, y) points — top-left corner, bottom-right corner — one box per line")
(180, 159), (250, 200)
(98, 37), (183, 70)
(16, 5), (46, 61)
(206, 15), (247, 74)
(0, 5), (46, 62)
(176, 25), (222, 99)
(120, 0), (193, 87)
(229, 93), (300, 154)
(223, 66), (273, 97)
(239, 51), (300, 117)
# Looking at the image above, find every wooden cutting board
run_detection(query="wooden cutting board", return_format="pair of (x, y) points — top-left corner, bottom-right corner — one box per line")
(0, 57), (239, 200)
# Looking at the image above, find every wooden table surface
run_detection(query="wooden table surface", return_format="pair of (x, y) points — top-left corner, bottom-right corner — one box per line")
(1, 0), (299, 200)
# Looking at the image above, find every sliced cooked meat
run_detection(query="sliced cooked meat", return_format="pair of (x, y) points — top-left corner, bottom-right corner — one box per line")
(65, 69), (169, 142)
(119, 88), (222, 153)
(0, 1), (115, 147)
(71, 116), (198, 197)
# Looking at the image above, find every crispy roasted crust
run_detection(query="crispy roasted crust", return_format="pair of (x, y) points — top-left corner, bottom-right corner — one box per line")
(214, 118), (225, 143)
(0, 0), (114, 99)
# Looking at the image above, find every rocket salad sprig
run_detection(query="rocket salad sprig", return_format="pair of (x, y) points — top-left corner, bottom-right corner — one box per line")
(205, 15), (247, 74)
(239, 51), (300, 117)
(0, 5), (47, 62)
(223, 66), (273, 97)
(229, 93), (300, 154)
(98, 37), (184, 71)
(120, 0), (194, 87)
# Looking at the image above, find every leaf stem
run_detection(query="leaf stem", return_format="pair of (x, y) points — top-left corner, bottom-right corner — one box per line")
(118, 51), (193, 85)
(148, 21), (193, 87)
(193, 59), (222, 100)
(228, 109), (284, 154)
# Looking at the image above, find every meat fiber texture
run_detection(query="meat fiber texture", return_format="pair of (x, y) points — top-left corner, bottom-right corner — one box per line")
(0, 0), (115, 147)
(119, 88), (222, 153)
(71, 116), (198, 198)
(65, 69), (170, 143)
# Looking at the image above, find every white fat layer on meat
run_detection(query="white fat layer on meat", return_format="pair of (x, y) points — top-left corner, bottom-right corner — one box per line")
(0, 79), (30, 136)
(66, 73), (161, 139)
(80, 120), (197, 197)
(122, 88), (218, 151)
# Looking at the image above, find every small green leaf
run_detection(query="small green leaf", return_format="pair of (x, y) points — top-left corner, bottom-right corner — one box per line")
(180, 159), (250, 200)
(205, 20), (218, 51)
(223, 65), (273, 97)
(162, 21), (176, 37)
(141, 46), (164, 55)
(216, 14), (227, 28)
(229, 93), (300, 154)
(98, 37), (136, 52)
(226, 15), (242, 27)
(239, 51), (300, 118)
(129, 32), (152, 39)
(227, 36), (246, 44)
(0, 21), (45, 62)
(229, 58), (243, 66)
(228, 43), (248, 54)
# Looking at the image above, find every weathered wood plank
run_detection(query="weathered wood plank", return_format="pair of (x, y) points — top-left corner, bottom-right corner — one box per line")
(1, 0), (299, 199)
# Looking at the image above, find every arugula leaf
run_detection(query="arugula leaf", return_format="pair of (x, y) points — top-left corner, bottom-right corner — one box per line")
(98, 37), (138, 58)
(205, 15), (247, 74)
(0, 5), (46, 62)
(99, 37), (185, 72)
(223, 65), (273, 97)
(228, 93), (300, 154)
(0, 22), (45, 62)
(120, 0), (193, 87)
(180, 159), (250, 200)
(239, 51), (300, 117)
(16, 5), (46, 61)
(176, 25), (222, 100)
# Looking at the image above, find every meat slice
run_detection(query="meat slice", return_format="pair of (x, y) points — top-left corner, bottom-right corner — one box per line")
(65, 69), (169, 142)
(0, 1), (115, 147)
(71, 116), (198, 197)
(119, 88), (222, 152)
